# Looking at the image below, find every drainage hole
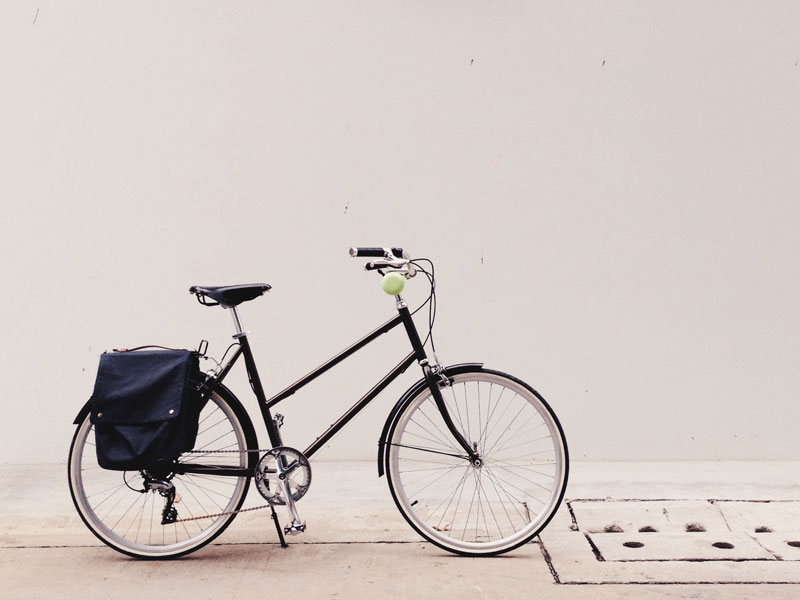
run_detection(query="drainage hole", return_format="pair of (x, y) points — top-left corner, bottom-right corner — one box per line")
(603, 524), (623, 533)
(638, 526), (658, 533)
(755, 526), (773, 533)
(712, 542), (735, 549)
(685, 522), (706, 532)
(623, 541), (644, 548)
(787, 541), (800, 548)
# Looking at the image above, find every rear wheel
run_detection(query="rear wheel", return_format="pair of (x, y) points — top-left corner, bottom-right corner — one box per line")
(385, 368), (568, 556)
(68, 383), (256, 558)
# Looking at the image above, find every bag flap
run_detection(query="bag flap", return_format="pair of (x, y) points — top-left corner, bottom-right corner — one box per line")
(89, 350), (195, 425)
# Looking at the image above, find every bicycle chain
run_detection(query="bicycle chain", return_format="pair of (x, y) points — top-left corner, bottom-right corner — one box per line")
(174, 502), (274, 523)
(172, 448), (275, 523)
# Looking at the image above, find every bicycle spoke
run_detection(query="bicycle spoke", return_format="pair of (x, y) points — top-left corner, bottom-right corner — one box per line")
(428, 466), (472, 530)
(149, 492), (155, 544)
(480, 388), (516, 444)
(414, 403), (462, 452)
(134, 492), (148, 543)
(399, 465), (462, 474)
(462, 383), (471, 442)
(478, 384), (506, 451)
(401, 428), (461, 451)
(460, 474), (480, 541)
(196, 405), (221, 427)
(180, 473), (238, 486)
(180, 442), (241, 463)
(192, 430), (236, 453)
(485, 458), (555, 479)
(484, 465), (525, 530)
(483, 401), (530, 456)
(86, 482), (129, 500)
(197, 416), (231, 437)
(489, 418), (549, 455)
(490, 463), (556, 493)
(400, 459), (462, 491)
(388, 443), (468, 460)
(404, 461), (465, 499)
(482, 466), (547, 505)
(112, 493), (146, 533)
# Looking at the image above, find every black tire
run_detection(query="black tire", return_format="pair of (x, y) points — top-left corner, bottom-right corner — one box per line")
(68, 380), (258, 559)
(384, 367), (568, 556)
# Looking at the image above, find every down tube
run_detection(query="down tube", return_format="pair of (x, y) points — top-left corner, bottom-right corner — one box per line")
(303, 352), (417, 459)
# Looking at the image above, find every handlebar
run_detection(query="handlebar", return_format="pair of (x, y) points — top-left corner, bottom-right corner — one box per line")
(349, 246), (416, 278)
(349, 247), (404, 258)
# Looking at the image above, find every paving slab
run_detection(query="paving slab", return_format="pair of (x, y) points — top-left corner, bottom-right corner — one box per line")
(588, 532), (774, 561)
(717, 501), (800, 535)
(0, 542), (550, 600)
(749, 534), (800, 561)
(540, 497), (800, 584)
(570, 500), (729, 534)
(540, 530), (800, 584)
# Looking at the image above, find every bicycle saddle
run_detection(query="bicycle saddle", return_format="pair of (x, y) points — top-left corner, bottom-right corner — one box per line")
(189, 283), (271, 307)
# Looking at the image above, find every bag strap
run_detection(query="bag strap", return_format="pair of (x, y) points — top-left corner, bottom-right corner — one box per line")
(112, 345), (187, 353)
(112, 340), (208, 356)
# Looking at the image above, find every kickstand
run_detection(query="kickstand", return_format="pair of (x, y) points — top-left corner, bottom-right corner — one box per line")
(270, 505), (288, 548)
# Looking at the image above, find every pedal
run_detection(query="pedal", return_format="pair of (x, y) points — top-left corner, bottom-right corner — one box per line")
(284, 521), (306, 536)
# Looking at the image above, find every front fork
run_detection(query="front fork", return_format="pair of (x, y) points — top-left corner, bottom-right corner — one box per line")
(396, 300), (480, 465)
(423, 363), (481, 465)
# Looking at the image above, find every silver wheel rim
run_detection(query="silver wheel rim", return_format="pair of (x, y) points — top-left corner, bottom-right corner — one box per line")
(69, 390), (248, 557)
(388, 373), (567, 554)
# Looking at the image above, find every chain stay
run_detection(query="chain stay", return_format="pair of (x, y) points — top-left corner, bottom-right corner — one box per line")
(181, 448), (271, 453)
(172, 447), (274, 522)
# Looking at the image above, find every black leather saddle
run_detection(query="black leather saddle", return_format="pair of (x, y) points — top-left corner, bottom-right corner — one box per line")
(189, 283), (271, 307)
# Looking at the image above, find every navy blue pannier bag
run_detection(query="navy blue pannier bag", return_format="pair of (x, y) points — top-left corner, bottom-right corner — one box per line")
(89, 349), (202, 471)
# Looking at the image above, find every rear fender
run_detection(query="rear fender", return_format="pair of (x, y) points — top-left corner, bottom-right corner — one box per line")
(73, 399), (92, 424)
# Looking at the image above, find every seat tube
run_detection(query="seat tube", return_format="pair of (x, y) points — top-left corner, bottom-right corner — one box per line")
(228, 307), (283, 447)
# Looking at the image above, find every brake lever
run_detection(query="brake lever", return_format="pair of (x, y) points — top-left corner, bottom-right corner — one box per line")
(365, 259), (406, 271)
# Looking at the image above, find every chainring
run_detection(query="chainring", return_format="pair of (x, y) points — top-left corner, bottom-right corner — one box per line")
(254, 446), (311, 506)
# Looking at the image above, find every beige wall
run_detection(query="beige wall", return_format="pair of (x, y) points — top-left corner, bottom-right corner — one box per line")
(2, 1), (799, 463)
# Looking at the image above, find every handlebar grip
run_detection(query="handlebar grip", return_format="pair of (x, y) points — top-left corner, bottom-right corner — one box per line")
(349, 247), (404, 258)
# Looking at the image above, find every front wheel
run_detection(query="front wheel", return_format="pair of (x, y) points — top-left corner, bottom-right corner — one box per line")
(385, 367), (568, 556)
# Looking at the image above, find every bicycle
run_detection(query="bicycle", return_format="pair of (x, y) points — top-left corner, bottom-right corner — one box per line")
(68, 247), (568, 558)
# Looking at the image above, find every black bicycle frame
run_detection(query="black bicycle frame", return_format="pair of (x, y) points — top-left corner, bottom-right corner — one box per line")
(178, 302), (475, 477)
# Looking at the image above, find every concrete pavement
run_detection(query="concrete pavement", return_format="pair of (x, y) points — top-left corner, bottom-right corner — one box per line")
(2, 461), (800, 599)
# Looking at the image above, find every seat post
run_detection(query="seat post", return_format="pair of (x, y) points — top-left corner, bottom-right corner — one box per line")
(229, 306), (245, 337)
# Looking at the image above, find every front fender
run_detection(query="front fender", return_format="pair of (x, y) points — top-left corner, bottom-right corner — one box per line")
(377, 362), (483, 477)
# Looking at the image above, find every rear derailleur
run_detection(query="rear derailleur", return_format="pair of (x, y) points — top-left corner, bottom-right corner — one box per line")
(142, 474), (178, 525)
